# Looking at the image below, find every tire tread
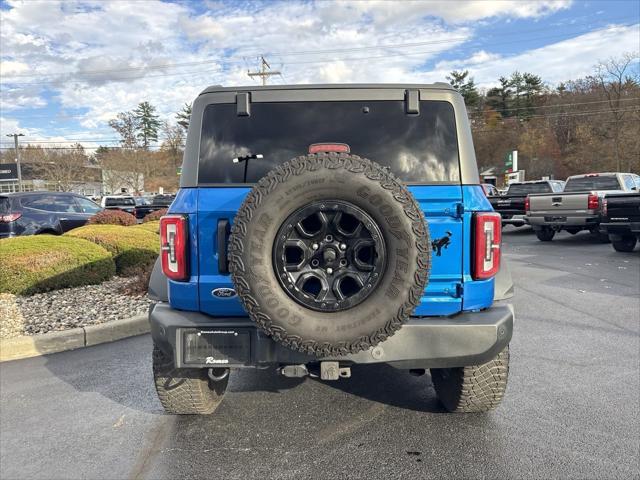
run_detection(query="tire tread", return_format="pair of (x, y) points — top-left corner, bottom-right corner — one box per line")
(152, 346), (228, 415)
(431, 347), (509, 413)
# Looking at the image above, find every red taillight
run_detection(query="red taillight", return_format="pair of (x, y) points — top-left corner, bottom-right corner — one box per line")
(587, 193), (599, 210)
(308, 143), (350, 154)
(160, 215), (189, 281)
(0, 212), (21, 223)
(473, 212), (501, 280)
(524, 196), (530, 213)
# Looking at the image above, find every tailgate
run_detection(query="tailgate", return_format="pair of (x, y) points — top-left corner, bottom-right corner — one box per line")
(529, 193), (589, 214)
(491, 196), (525, 215)
(196, 185), (465, 318)
(606, 195), (640, 220)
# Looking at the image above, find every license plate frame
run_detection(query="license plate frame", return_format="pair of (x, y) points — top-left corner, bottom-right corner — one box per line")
(181, 328), (251, 366)
(544, 216), (567, 223)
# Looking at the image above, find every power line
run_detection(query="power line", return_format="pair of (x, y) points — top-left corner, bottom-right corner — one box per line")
(2, 21), (637, 87)
(468, 97), (640, 116)
(0, 145), (183, 150)
(3, 15), (632, 79)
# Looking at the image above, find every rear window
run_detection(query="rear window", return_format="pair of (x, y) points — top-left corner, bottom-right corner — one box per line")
(507, 183), (552, 195)
(564, 176), (621, 192)
(152, 195), (174, 206)
(106, 197), (135, 206)
(198, 100), (460, 184)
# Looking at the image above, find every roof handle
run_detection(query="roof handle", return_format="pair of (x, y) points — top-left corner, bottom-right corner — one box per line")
(236, 92), (251, 116)
(405, 89), (420, 115)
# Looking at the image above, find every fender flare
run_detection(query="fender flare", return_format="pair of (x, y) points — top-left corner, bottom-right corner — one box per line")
(148, 256), (168, 302)
(494, 257), (514, 301)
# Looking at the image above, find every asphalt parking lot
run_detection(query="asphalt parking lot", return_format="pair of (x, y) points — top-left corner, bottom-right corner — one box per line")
(1, 226), (638, 480)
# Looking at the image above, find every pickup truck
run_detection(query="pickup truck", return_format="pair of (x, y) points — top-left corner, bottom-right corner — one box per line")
(489, 180), (564, 227)
(526, 172), (640, 241)
(600, 192), (640, 252)
(100, 195), (136, 216)
(148, 83), (514, 415)
(133, 194), (175, 220)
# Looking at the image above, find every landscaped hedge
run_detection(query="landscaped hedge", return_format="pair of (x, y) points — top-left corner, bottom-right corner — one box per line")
(142, 208), (168, 223)
(87, 209), (137, 226)
(0, 235), (116, 295)
(66, 224), (159, 274)
(132, 220), (160, 234)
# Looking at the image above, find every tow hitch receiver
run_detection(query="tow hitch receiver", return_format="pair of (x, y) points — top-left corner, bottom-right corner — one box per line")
(278, 362), (351, 380)
(320, 362), (351, 381)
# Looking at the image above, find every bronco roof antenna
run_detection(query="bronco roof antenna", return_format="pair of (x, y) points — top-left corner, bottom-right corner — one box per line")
(233, 154), (263, 183)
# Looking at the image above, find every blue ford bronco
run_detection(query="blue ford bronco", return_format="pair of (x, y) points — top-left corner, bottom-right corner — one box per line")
(148, 84), (514, 415)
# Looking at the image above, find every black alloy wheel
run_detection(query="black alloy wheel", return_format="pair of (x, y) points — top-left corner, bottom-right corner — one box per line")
(273, 200), (386, 312)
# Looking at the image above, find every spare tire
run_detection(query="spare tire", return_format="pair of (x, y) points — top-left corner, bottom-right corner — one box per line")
(228, 152), (431, 357)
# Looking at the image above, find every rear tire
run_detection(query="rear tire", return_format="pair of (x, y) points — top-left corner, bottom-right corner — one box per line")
(612, 235), (637, 252)
(535, 228), (555, 242)
(153, 345), (228, 415)
(431, 347), (509, 413)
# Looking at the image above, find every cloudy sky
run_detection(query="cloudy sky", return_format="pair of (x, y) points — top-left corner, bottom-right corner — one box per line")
(0, 0), (638, 150)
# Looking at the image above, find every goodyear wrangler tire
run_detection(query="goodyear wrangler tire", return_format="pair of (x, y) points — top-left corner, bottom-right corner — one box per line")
(228, 152), (431, 357)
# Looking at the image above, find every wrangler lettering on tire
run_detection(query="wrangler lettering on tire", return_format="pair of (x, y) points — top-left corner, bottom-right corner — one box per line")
(228, 152), (431, 357)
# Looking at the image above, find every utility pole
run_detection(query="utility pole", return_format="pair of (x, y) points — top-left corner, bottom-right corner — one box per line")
(247, 56), (281, 86)
(6, 133), (24, 192)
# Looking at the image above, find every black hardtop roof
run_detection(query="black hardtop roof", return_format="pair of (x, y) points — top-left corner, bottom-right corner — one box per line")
(200, 82), (454, 96)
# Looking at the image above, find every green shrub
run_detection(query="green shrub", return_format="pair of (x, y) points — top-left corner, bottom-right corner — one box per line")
(66, 224), (159, 274)
(143, 208), (168, 223)
(132, 220), (160, 234)
(0, 235), (115, 295)
(87, 209), (137, 226)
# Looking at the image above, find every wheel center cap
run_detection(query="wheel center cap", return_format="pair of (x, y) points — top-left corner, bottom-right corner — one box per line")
(323, 248), (337, 263)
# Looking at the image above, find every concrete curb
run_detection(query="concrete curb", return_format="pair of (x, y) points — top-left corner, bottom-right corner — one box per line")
(0, 315), (149, 362)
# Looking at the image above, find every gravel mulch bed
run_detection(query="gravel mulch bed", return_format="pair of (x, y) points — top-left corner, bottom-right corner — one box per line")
(0, 277), (152, 339)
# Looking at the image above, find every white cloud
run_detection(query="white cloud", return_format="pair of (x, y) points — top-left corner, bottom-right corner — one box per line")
(343, 0), (572, 25)
(430, 24), (640, 87)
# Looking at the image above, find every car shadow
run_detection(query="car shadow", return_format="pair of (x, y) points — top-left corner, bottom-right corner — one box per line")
(41, 335), (445, 415)
(310, 363), (446, 413)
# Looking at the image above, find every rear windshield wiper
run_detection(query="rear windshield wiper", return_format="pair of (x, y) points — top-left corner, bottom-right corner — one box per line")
(233, 154), (263, 182)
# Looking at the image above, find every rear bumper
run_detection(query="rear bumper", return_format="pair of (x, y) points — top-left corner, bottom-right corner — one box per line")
(527, 214), (599, 228)
(600, 222), (640, 236)
(501, 214), (527, 226)
(149, 303), (514, 370)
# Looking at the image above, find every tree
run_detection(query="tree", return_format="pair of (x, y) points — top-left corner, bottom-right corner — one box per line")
(29, 144), (87, 191)
(520, 73), (544, 119)
(447, 70), (480, 109)
(590, 52), (639, 171)
(161, 121), (185, 169)
(176, 103), (192, 132)
(486, 76), (512, 117)
(108, 112), (140, 149)
(134, 101), (161, 149)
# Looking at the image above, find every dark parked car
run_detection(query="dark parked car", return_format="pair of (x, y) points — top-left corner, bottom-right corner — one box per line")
(0, 191), (102, 238)
(600, 192), (640, 252)
(133, 194), (175, 219)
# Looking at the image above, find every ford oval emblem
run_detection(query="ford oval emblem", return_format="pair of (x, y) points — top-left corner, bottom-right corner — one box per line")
(212, 288), (237, 298)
